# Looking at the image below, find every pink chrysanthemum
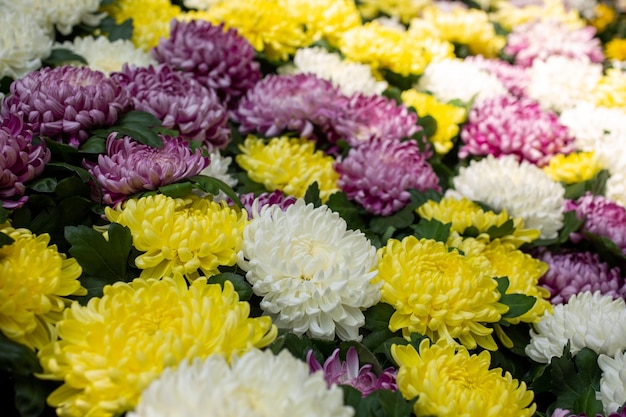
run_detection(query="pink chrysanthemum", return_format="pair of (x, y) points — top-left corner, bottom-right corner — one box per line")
(0, 114), (51, 209)
(465, 55), (530, 97)
(307, 347), (397, 397)
(84, 133), (209, 206)
(535, 248), (626, 304)
(335, 138), (440, 216)
(504, 20), (604, 68)
(0, 66), (130, 147)
(152, 19), (261, 108)
(459, 95), (575, 167)
(234, 73), (346, 141)
(566, 193), (626, 255)
(239, 190), (297, 219)
(552, 408), (626, 417)
(111, 64), (230, 150)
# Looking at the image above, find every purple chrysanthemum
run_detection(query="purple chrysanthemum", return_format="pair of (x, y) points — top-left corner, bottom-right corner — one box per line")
(552, 408), (626, 417)
(459, 95), (575, 167)
(84, 132), (210, 206)
(464, 55), (530, 97)
(535, 248), (626, 304)
(234, 73), (346, 141)
(566, 193), (626, 255)
(0, 66), (130, 147)
(335, 138), (440, 216)
(0, 114), (51, 209)
(239, 190), (297, 219)
(306, 347), (397, 397)
(504, 20), (604, 68)
(111, 64), (230, 150)
(152, 19), (261, 108)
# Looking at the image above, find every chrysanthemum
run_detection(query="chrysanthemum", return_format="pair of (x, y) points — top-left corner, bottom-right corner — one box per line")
(196, 150), (238, 202)
(451, 155), (566, 239)
(535, 248), (626, 304)
(335, 138), (440, 216)
(401, 89), (467, 155)
(0, 8), (52, 80)
(112, 64), (230, 149)
(4, 0), (102, 36)
(605, 38), (626, 62)
(37, 276), (277, 417)
(459, 95), (576, 167)
(56, 35), (156, 75)
(464, 55), (530, 98)
(566, 192), (626, 255)
(307, 347), (397, 397)
(543, 151), (603, 184)
(490, 0), (585, 32)
(525, 291), (626, 363)
(237, 199), (381, 341)
(598, 350), (626, 415)
(559, 102), (626, 152)
(85, 133), (209, 206)
(236, 135), (339, 202)
(129, 349), (352, 417)
(594, 69), (626, 111)
(358, 0), (429, 23)
(392, 339), (536, 417)
(105, 194), (247, 280)
(152, 19), (261, 107)
(0, 65), (130, 147)
(504, 20), (604, 68)
(239, 190), (296, 220)
(376, 236), (507, 350)
(0, 114), (51, 209)
(552, 408), (626, 417)
(278, 47), (388, 97)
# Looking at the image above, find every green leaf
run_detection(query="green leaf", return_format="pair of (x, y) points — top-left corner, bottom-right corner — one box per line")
(485, 219), (515, 239)
(158, 182), (193, 199)
(417, 115), (437, 139)
(408, 188), (442, 209)
(364, 303), (396, 332)
(412, 218), (450, 242)
(55, 176), (89, 199)
(582, 230), (626, 261)
(44, 139), (80, 162)
(42, 48), (88, 66)
(28, 177), (58, 193)
(500, 293), (536, 319)
(370, 205), (415, 235)
(98, 16), (133, 41)
(0, 333), (42, 374)
(304, 182), (322, 207)
(46, 162), (93, 183)
(573, 386), (604, 416)
(208, 272), (253, 301)
(495, 276), (510, 295)
(326, 192), (368, 231)
(0, 232), (14, 248)
(13, 374), (58, 417)
(0, 75), (13, 95)
(80, 136), (107, 154)
(0, 206), (10, 223)
(188, 175), (244, 208)
(378, 388), (418, 417)
(550, 346), (603, 413)
(563, 169), (609, 200)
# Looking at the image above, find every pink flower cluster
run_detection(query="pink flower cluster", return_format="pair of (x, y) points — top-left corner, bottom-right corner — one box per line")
(465, 55), (530, 97)
(239, 190), (297, 219)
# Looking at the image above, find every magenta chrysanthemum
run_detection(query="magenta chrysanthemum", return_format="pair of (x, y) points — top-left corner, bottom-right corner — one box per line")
(152, 19), (261, 108)
(504, 20), (604, 68)
(84, 133), (210, 206)
(459, 95), (575, 167)
(111, 64), (230, 150)
(234, 73), (346, 141)
(0, 66), (130, 147)
(566, 193), (626, 255)
(239, 190), (297, 219)
(535, 248), (626, 304)
(335, 138), (440, 216)
(0, 114), (51, 209)
(464, 55), (530, 97)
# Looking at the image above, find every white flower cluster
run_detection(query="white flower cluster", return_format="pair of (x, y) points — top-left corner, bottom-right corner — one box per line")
(598, 350), (626, 415)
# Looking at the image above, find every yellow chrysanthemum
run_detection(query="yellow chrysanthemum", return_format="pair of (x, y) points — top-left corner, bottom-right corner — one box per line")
(589, 3), (616, 33)
(401, 89), (467, 155)
(105, 194), (247, 280)
(392, 339), (536, 417)
(416, 197), (541, 247)
(0, 224), (85, 350)
(420, 6), (506, 58)
(375, 236), (507, 351)
(543, 151), (604, 184)
(37, 276), (277, 417)
(236, 135), (339, 202)
(101, 0), (181, 50)
(195, 0), (313, 61)
(357, 0), (432, 23)
(605, 39), (626, 62)
(594, 68), (626, 110)
(490, 0), (585, 31)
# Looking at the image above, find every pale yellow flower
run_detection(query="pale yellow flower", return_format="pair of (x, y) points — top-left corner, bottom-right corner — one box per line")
(358, 0), (432, 23)
(543, 151), (604, 184)
(490, 0), (585, 31)
(595, 69), (626, 110)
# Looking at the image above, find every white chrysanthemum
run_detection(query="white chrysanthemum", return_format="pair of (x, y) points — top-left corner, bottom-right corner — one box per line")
(598, 350), (626, 415)
(197, 151), (238, 202)
(278, 47), (388, 96)
(559, 102), (626, 151)
(0, 10), (52, 79)
(238, 199), (381, 341)
(563, 0), (597, 19)
(527, 56), (603, 113)
(450, 155), (565, 239)
(525, 291), (626, 364)
(182, 0), (221, 9)
(128, 349), (354, 417)
(55, 36), (156, 74)
(415, 58), (508, 104)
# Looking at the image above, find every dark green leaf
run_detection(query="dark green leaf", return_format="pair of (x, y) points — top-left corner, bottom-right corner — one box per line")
(500, 294), (536, 319)
(0, 333), (42, 374)
(370, 206), (415, 235)
(495, 276), (510, 295)
(0, 232), (14, 248)
(42, 48), (88, 66)
(44, 139), (80, 162)
(583, 230), (626, 261)
(378, 388), (418, 417)
(13, 374), (57, 417)
(326, 192), (368, 231)
(158, 182), (193, 199)
(408, 188), (442, 209)
(73, 275), (107, 304)
(80, 136), (107, 154)
(364, 303), (396, 332)
(0, 76), (13, 95)
(563, 169), (609, 200)
(208, 272), (253, 301)
(304, 182), (322, 207)
(98, 17), (133, 41)
(28, 177), (58, 193)
(342, 385), (378, 417)
(55, 176), (89, 199)
(573, 386), (604, 416)
(417, 114), (437, 139)
(111, 126), (163, 148)
(188, 175), (244, 208)
(412, 218), (450, 242)
(550, 346), (603, 413)
(46, 162), (93, 183)
(374, 336), (409, 364)
(485, 219), (515, 239)
(0, 206), (10, 223)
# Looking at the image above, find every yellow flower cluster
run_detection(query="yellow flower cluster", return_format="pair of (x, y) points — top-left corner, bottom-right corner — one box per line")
(401, 89), (467, 155)
(375, 236), (507, 350)
(490, 0), (585, 31)
(543, 151), (604, 184)
(37, 277), (277, 417)
(605, 38), (626, 61)
(105, 194), (247, 280)
(236, 135), (339, 202)
(392, 340), (536, 417)
(0, 224), (85, 350)
(358, 0), (431, 23)
(594, 69), (626, 110)
(589, 3), (616, 32)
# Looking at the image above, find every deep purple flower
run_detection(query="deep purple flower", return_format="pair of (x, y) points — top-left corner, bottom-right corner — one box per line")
(306, 347), (397, 397)
(152, 19), (261, 108)
(465, 55), (530, 97)
(0, 66), (130, 147)
(566, 193), (626, 255)
(552, 408), (626, 417)
(111, 64), (230, 150)
(239, 190), (297, 219)
(84, 133), (209, 206)
(0, 114), (51, 209)
(535, 248), (626, 304)
(459, 95), (575, 167)
(335, 138), (440, 216)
